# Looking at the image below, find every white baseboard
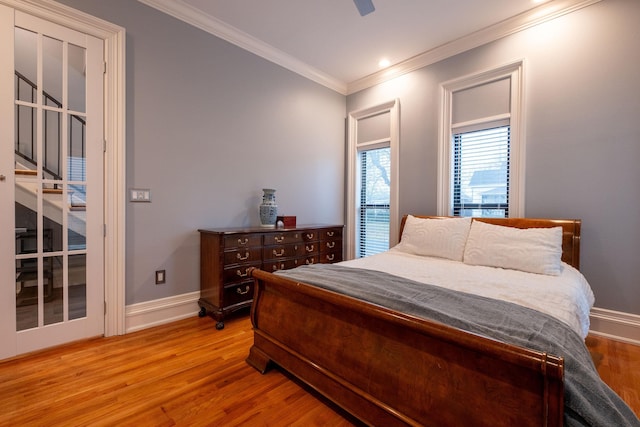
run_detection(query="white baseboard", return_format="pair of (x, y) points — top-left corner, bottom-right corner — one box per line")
(589, 307), (640, 346)
(125, 291), (201, 333)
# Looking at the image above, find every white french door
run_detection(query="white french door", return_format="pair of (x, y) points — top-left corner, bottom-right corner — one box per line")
(0, 5), (104, 359)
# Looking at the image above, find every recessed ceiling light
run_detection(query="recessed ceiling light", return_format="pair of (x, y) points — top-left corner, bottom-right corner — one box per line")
(378, 58), (390, 68)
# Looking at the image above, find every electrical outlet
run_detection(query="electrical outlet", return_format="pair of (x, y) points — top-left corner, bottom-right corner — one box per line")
(155, 270), (166, 284)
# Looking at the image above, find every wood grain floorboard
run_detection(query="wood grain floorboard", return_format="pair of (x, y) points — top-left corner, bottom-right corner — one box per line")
(586, 334), (640, 416)
(0, 314), (637, 426)
(0, 315), (358, 427)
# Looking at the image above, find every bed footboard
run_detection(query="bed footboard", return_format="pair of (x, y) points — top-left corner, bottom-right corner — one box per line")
(246, 267), (564, 427)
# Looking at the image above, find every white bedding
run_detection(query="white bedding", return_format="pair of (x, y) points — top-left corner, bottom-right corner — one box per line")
(339, 248), (595, 339)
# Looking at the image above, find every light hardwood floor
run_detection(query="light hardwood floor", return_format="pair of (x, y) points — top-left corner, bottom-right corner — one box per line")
(0, 313), (638, 426)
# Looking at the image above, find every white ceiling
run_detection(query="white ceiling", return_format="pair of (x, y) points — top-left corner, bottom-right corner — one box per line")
(138, 0), (598, 94)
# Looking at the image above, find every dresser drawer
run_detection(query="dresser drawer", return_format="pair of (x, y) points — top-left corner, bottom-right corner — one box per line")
(320, 251), (342, 263)
(264, 231), (302, 246)
(321, 239), (341, 253)
(263, 258), (300, 272)
(301, 230), (320, 242)
(223, 247), (262, 265)
(302, 241), (320, 255)
(300, 254), (319, 266)
(223, 262), (261, 284)
(223, 281), (254, 306)
(263, 243), (305, 260)
(263, 253), (320, 271)
(224, 233), (262, 249)
(321, 228), (343, 240)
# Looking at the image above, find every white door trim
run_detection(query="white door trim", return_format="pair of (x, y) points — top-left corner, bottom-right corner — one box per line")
(2, 0), (127, 336)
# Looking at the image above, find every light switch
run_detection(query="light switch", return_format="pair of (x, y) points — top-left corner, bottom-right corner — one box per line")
(130, 188), (151, 202)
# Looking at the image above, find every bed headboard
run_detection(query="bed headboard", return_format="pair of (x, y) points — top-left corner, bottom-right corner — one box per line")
(399, 215), (581, 270)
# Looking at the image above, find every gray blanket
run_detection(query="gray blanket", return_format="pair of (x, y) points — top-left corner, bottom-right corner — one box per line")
(276, 264), (640, 427)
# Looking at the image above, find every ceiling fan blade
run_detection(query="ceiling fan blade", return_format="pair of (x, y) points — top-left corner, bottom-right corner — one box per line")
(353, 0), (375, 16)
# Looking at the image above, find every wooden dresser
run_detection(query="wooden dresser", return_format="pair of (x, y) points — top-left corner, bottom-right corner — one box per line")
(198, 225), (343, 329)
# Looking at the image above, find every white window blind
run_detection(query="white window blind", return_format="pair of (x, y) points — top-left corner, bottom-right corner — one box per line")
(357, 147), (390, 257)
(453, 126), (510, 218)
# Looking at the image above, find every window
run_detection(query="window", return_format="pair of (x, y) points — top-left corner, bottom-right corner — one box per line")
(438, 61), (524, 218)
(453, 125), (510, 217)
(346, 100), (399, 259)
(358, 147), (390, 257)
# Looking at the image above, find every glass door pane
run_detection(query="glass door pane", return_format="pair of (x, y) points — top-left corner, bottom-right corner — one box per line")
(14, 27), (37, 175)
(13, 23), (89, 332)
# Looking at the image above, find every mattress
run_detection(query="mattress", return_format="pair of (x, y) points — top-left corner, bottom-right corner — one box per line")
(339, 248), (595, 339)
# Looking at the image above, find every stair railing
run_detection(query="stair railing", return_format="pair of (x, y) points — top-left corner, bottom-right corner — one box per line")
(14, 70), (86, 184)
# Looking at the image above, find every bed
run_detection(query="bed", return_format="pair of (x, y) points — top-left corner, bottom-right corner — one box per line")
(245, 216), (639, 426)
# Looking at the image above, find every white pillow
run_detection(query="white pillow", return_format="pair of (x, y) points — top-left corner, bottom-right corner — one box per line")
(463, 220), (563, 275)
(395, 215), (471, 261)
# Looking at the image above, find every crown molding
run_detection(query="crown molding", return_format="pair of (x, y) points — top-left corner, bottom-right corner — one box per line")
(137, 0), (348, 94)
(347, 0), (601, 94)
(138, 0), (600, 96)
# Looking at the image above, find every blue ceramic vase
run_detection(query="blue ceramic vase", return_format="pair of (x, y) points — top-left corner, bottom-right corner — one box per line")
(259, 188), (278, 227)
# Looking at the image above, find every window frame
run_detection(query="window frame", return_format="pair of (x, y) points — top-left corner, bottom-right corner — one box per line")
(346, 99), (399, 260)
(437, 60), (525, 217)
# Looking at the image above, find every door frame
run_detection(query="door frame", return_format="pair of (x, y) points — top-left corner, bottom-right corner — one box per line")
(2, 0), (126, 337)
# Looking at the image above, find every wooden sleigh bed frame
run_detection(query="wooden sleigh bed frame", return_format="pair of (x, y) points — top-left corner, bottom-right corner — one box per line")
(246, 216), (582, 426)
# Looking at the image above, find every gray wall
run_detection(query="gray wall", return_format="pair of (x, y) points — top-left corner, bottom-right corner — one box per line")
(347, 0), (640, 315)
(57, 0), (346, 304)
(58, 0), (639, 316)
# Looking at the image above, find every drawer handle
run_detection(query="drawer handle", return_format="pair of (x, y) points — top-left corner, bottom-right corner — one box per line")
(275, 236), (284, 243)
(236, 285), (250, 295)
(305, 244), (314, 252)
(306, 233), (314, 239)
(326, 242), (335, 249)
(306, 258), (315, 265)
(236, 269), (248, 278)
(326, 254), (335, 261)
(273, 249), (285, 257)
(237, 251), (249, 261)
(271, 263), (285, 271)
(237, 238), (248, 245)
(327, 231), (334, 237)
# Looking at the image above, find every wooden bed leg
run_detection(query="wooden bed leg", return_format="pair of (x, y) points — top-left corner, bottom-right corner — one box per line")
(246, 345), (272, 374)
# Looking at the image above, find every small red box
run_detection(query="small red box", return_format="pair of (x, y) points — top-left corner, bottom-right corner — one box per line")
(277, 216), (296, 228)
